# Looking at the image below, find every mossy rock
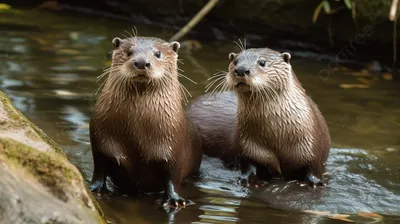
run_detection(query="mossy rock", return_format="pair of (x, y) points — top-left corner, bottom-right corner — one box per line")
(0, 91), (105, 224)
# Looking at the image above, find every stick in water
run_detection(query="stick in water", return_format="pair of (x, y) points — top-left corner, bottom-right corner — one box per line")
(389, 0), (399, 21)
(169, 0), (220, 42)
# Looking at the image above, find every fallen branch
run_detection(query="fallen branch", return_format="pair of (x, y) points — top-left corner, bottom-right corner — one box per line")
(169, 0), (220, 42)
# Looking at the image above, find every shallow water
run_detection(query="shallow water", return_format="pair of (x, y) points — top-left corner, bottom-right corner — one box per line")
(1, 8), (400, 224)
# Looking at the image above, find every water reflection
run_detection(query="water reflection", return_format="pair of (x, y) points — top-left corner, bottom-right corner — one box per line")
(0, 9), (399, 224)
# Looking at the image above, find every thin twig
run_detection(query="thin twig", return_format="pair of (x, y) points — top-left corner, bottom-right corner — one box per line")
(389, 0), (399, 21)
(393, 13), (398, 74)
(169, 0), (220, 42)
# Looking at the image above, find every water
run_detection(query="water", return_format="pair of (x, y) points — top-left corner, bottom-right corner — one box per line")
(1, 8), (400, 224)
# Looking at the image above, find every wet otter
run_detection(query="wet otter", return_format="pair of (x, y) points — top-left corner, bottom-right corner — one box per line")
(187, 48), (331, 187)
(89, 36), (202, 207)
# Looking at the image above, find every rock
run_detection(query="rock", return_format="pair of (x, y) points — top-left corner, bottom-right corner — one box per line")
(0, 91), (104, 224)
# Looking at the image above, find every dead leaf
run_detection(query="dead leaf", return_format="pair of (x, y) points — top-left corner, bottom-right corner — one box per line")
(38, 1), (62, 10)
(351, 72), (372, 77)
(382, 73), (393, 81)
(329, 214), (355, 223)
(54, 90), (78, 97)
(303, 210), (331, 215)
(31, 36), (48, 45)
(357, 77), (374, 85)
(339, 84), (369, 89)
(0, 3), (11, 11)
(69, 32), (79, 41)
(358, 212), (383, 219)
(386, 147), (398, 152)
(77, 65), (95, 71)
(54, 58), (68, 63)
(58, 49), (80, 55)
(73, 55), (91, 60)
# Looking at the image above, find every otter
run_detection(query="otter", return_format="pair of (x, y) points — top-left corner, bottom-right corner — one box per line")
(89, 36), (202, 207)
(187, 47), (331, 187)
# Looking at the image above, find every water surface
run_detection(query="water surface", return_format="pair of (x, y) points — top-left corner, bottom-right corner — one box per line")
(1, 9), (399, 224)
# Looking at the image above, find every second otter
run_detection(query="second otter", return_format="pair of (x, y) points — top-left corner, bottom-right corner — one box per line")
(187, 48), (331, 187)
(90, 36), (202, 207)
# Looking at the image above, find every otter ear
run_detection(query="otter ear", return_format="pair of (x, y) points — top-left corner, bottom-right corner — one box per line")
(229, 53), (236, 61)
(112, 37), (123, 49)
(169, 41), (181, 53)
(282, 52), (291, 64)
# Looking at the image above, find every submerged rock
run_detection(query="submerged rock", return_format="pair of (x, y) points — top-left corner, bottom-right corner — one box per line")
(0, 91), (104, 224)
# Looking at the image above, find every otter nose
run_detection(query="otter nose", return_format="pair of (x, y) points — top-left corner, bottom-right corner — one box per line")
(133, 58), (151, 69)
(234, 66), (250, 77)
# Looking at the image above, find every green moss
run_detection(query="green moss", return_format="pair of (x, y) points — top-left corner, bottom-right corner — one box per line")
(0, 91), (65, 156)
(25, 129), (42, 141)
(0, 137), (78, 201)
(0, 91), (106, 222)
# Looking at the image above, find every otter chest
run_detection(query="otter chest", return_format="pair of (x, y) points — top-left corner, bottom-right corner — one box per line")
(102, 97), (180, 162)
(238, 102), (315, 166)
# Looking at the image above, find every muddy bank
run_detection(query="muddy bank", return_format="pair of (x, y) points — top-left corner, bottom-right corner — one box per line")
(0, 91), (104, 224)
(4, 0), (400, 68)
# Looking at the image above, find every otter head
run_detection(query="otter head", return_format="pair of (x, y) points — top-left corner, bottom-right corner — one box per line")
(110, 36), (180, 85)
(226, 48), (292, 96)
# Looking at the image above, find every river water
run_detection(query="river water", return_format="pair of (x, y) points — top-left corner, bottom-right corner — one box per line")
(1, 8), (399, 224)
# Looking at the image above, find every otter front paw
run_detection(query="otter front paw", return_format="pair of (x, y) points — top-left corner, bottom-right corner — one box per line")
(238, 175), (266, 188)
(162, 194), (192, 208)
(89, 180), (109, 194)
(238, 163), (266, 188)
(162, 180), (193, 208)
(305, 173), (326, 188)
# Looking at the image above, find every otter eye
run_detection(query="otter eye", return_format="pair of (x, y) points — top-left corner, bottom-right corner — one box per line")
(155, 51), (161, 59)
(126, 50), (133, 57)
(259, 60), (266, 67)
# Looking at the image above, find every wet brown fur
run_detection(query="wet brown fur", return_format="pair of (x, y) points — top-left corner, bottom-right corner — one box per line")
(90, 36), (202, 195)
(187, 47), (330, 182)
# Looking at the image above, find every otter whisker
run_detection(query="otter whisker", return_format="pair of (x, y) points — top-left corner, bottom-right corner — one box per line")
(207, 71), (227, 81)
(216, 69), (228, 73)
(132, 26), (138, 37)
(97, 66), (121, 81)
(205, 76), (225, 92)
(177, 59), (184, 65)
(207, 75), (225, 82)
(95, 77), (108, 95)
(123, 28), (136, 39)
(175, 76), (191, 105)
(221, 81), (229, 93)
(101, 63), (123, 73)
(209, 79), (226, 98)
(205, 71), (226, 88)
(207, 73), (226, 81)
(180, 85), (190, 104)
(238, 38), (244, 51)
(233, 40), (244, 51)
(178, 73), (197, 84)
(97, 67), (123, 83)
(179, 81), (192, 98)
